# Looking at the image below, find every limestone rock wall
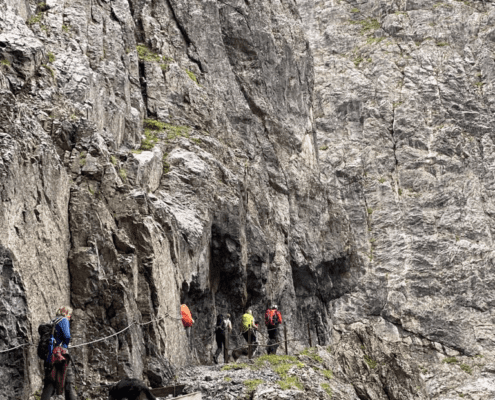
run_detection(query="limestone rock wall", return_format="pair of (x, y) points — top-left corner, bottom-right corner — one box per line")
(298, 0), (495, 398)
(1, 0), (495, 398)
(0, 0), (352, 398)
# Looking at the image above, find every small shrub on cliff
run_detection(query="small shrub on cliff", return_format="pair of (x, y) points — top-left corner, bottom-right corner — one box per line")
(442, 357), (458, 364)
(110, 155), (118, 166)
(0, 59), (10, 67)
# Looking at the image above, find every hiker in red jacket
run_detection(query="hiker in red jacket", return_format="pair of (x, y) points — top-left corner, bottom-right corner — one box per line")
(265, 305), (282, 355)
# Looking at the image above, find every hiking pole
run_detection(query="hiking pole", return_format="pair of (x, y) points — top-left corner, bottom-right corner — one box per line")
(69, 354), (85, 383)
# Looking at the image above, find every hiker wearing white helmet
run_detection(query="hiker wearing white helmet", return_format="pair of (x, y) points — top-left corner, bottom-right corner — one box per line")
(265, 304), (283, 354)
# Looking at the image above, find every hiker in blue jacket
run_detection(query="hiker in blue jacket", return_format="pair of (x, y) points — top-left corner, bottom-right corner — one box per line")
(41, 306), (77, 400)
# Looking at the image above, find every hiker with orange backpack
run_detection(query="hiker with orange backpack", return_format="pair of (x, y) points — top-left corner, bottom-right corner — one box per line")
(265, 305), (282, 355)
(181, 304), (194, 342)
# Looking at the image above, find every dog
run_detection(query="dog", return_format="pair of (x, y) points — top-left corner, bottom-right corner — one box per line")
(108, 377), (156, 400)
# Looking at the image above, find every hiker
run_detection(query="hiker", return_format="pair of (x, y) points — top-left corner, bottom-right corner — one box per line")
(181, 304), (194, 340)
(265, 304), (283, 355)
(213, 313), (232, 364)
(40, 306), (77, 400)
(240, 310), (258, 354)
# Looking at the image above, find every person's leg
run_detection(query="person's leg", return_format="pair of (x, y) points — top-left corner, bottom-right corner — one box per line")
(40, 380), (54, 400)
(214, 335), (224, 363)
(272, 329), (279, 354)
(64, 364), (77, 400)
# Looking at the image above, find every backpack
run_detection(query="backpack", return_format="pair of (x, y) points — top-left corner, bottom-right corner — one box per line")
(181, 305), (193, 327)
(37, 317), (63, 361)
(265, 309), (279, 327)
(215, 314), (227, 333)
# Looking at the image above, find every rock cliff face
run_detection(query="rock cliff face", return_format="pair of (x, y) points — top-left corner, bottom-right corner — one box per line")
(0, 0), (494, 399)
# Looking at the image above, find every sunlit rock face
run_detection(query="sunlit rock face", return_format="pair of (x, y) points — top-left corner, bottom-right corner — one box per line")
(1, 0), (495, 398)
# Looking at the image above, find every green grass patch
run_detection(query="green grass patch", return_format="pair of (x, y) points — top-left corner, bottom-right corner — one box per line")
(224, 376), (231, 382)
(141, 129), (159, 150)
(350, 8), (360, 12)
(62, 25), (70, 33)
(460, 364), (472, 374)
(43, 64), (55, 78)
(110, 155), (118, 166)
(136, 45), (162, 62)
(186, 69), (199, 84)
(27, 12), (43, 26)
(367, 207), (373, 214)
(349, 18), (381, 35)
(300, 347), (323, 363)
(366, 37), (385, 45)
(119, 169), (127, 182)
(221, 363), (249, 371)
(442, 357), (458, 364)
(47, 52), (55, 63)
(436, 42), (449, 47)
(1, 59), (10, 66)
(79, 152), (86, 166)
(278, 376), (303, 391)
(353, 56), (363, 67)
(244, 379), (263, 392)
(364, 355), (377, 369)
(321, 383), (332, 397)
(321, 369), (333, 379)
(163, 154), (170, 174)
(319, 145), (328, 150)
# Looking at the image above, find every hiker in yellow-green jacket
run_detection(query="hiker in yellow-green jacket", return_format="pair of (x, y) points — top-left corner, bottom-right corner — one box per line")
(240, 310), (258, 345)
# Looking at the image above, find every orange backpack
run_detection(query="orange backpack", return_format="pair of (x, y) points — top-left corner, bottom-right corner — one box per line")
(181, 305), (193, 327)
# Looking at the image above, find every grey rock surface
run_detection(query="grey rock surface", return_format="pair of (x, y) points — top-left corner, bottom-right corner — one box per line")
(0, 0), (494, 398)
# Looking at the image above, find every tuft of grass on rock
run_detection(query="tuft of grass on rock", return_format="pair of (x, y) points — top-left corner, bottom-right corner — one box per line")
(244, 379), (263, 393)
(278, 376), (303, 391)
(321, 383), (332, 397)
(47, 52), (55, 63)
(460, 364), (472, 374)
(119, 169), (127, 182)
(110, 155), (118, 166)
(136, 45), (162, 62)
(163, 154), (170, 174)
(186, 69), (199, 84)
(442, 357), (458, 364)
(300, 347), (323, 363)
(221, 363), (249, 371)
(364, 355), (377, 369)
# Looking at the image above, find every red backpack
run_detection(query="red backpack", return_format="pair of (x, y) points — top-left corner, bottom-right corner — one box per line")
(265, 309), (280, 326)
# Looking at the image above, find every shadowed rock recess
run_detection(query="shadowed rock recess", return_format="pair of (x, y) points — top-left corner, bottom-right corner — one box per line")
(0, 0), (494, 398)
